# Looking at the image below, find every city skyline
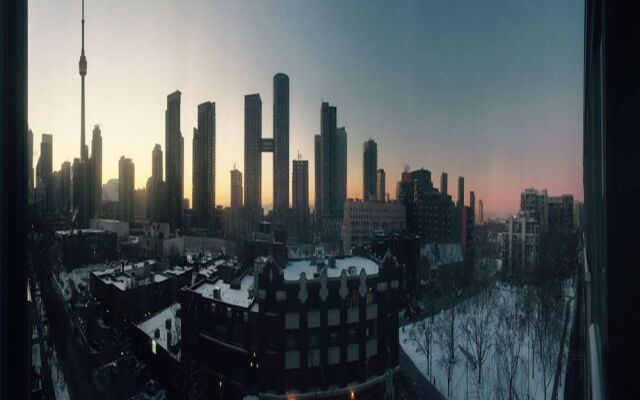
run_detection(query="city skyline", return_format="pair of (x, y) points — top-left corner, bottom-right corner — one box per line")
(28, 0), (583, 217)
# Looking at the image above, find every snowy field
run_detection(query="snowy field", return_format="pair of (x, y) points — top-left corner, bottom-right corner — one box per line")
(400, 279), (575, 400)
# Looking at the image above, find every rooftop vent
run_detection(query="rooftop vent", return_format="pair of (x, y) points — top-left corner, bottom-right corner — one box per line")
(154, 328), (160, 339)
(213, 287), (221, 300)
(165, 318), (172, 330)
(348, 266), (357, 276)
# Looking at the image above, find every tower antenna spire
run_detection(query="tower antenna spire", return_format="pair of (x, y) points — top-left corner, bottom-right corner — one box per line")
(79, 0), (88, 161)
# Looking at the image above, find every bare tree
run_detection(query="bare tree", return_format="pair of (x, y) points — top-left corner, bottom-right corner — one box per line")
(410, 316), (435, 377)
(495, 292), (525, 400)
(532, 281), (562, 400)
(462, 285), (496, 389)
(436, 305), (457, 397)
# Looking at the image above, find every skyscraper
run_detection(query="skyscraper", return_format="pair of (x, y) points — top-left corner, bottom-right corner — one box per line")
(363, 139), (377, 201)
(37, 134), (53, 188)
(273, 73), (289, 213)
(165, 90), (183, 230)
(79, 0), (88, 162)
(60, 161), (72, 214)
(440, 172), (448, 197)
(470, 190), (475, 211)
(292, 158), (310, 241)
(314, 134), (322, 227)
(152, 143), (163, 182)
(317, 103), (346, 240)
(118, 156), (135, 223)
(244, 94), (262, 210)
(478, 199), (484, 225)
(320, 103), (338, 220)
(92, 125), (102, 218)
(337, 126), (348, 210)
(192, 102), (216, 233)
(147, 144), (166, 223)
(230, 167), (243, 209)
(457, 176), (464, 208)
(377, 169), (386, 203)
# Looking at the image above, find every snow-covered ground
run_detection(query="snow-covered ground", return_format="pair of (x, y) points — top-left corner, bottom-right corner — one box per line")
(400, 279), (576, 400)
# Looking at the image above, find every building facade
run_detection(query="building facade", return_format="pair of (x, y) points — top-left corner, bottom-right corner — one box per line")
(376, 169), (386, 203)
(118, 156), (135, 223)
(363, 139), (377, 202)
(193, 102), (216, 234)
(500, 213), (539, 276)
(342, 199), (406, 253)
(165, 91), (184, 231)
(292, 159), (310, 242)
(273, 73), (290, 214)
(244, 94), (262, 210)
(230, 167), (243, 209)
(179, 253), (401, 399)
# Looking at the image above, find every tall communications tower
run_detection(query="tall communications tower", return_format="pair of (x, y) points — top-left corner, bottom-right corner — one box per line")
(79, 0), (88, 161)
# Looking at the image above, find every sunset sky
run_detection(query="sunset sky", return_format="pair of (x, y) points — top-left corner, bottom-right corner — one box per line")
(28, 0), (584, 218)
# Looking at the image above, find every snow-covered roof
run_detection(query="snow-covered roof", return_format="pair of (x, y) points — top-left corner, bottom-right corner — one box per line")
(284, 256), (379, 281)
(191, 274), (254, 308)
(136, 302), (180, 360)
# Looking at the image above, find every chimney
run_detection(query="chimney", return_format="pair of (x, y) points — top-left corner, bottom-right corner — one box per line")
(154, 328), (160, 338)
(165, 318), (171, 330)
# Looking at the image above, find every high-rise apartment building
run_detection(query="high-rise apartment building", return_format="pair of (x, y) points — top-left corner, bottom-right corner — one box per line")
(314, 134), (322, 227)
(273, 73), (289, 213)
(363, 139), (377, 201)
(292, 158), (310, 242)
(548, 194), (574, 232)
(520, 188), (549, 228)
(230, 167), (243, 209)
(376, 169), (386, 203)
(318, 103), (346, 240)
(457, 176), (464, 208)
(470, 190), (475, 211)
(36, 134), (53, 188)
(118, 156), (135, 223)
(478, 199), (484, 225)
(192, 101), (216, 233)
(440, 172), (448, 197)
(244, 94), (262, 210)
(91, 125), (102, 218)
(337, 127), (348, 210)
(165, 91), (184, 230)
(60, 161), (71, 214)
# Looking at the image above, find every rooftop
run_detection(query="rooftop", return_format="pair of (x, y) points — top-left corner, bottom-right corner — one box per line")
(136, 302), (180, 360)
(284, 256), (379, 281)
(191, 273), (255, 308)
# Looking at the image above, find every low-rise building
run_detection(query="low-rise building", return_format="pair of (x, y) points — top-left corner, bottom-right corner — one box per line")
(90, 260), (194, 326)
(55, 228), (118, 269)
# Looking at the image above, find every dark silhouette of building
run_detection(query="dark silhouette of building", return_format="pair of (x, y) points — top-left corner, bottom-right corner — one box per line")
(314, 134), (322, 230)
(292, 158), (310, 242)
(244, 94), (262, 210)
(273, 73), (290, 214)
(230, 167), (243, 209)
(192, 101), (216, 234)
(36, 133), (52, 189)
(318, 103), (347, 240)
(397, 168), (454, 244)
(118, 156), (135, 223)
(376, 169), (386, 203)
(363, 139), (377, 201)
(457, 176), (464, 208)
(440, 172), (448, 198)
(91, 125), (102, 218)
(165, 91), (184, 231)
